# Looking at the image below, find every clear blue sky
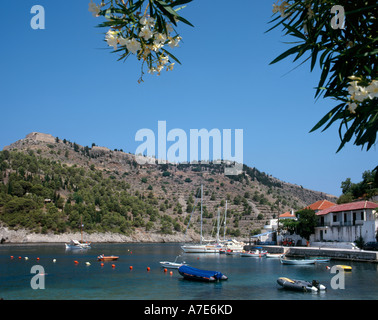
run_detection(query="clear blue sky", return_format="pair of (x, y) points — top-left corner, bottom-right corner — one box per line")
(0, 0), (376, 197)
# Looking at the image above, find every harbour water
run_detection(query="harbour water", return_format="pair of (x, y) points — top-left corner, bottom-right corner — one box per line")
(1, 243), (377, 300)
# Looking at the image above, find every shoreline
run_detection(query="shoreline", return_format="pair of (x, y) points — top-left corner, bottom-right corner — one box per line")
(0, 226), (201, 244)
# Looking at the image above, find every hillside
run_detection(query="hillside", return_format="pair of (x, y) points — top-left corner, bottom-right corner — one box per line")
(0, 132), (337, 242)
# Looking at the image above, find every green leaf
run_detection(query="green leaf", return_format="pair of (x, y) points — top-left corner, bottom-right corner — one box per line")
(161, 48), (181, 64)
(269, 44), (305, 65)
(309, 103), (345, 133)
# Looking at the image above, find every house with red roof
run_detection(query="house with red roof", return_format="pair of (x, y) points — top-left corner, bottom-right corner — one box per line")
(314, 200), (378, 243)
(278, 210), (297, 220)
(304, 200), (336, 213)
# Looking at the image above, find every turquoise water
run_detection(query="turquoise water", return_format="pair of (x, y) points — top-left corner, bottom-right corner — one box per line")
(1, 243), (377, 300)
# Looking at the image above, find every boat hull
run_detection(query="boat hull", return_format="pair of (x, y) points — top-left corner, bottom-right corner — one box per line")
(97, 256), (119, 261)
(181, 245), (221, 253)
(280, 258), (316, 265)
(160, 262), (187, 269)
(178, 265), (228, 282)
(277, 277), (326, 292)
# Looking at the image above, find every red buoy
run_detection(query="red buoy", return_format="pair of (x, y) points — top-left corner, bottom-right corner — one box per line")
(129, 266), (133, 270)
(147, 267), (151, 271)
(112, 264), (115, 268)
(74, 260), (79, 264)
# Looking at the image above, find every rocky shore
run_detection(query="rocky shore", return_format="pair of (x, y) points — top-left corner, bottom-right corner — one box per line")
(0, 226), (201, 244)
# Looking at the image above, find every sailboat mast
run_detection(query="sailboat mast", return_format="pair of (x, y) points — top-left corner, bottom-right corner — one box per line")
(216, 208), (220, 244)
(80, 215), (83, 243)
(200, 184), (203, 245)
(224, 200), (227, 241)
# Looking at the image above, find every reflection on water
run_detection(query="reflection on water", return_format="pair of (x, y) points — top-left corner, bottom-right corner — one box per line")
(0, 243), (377, 300)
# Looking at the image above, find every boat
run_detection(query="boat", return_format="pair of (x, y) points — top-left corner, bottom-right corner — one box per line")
(308, 256), (331, 263)
(280, 257), (316, 265)
(241, 248), (267, 257)
(226, 249), (242, 256)
(65, 239), (91, 250)
(335, 265), (352, 271)
(160, 255), (188, 269)
(65, 216), (91, 250)
(97, 254), (119, 261)
(266, 253), (284, 258)
(181, 243), (223, 253)
(277, 277), (327, 292)
(178, 265), (228, 282)
(181, 186), (225, 254)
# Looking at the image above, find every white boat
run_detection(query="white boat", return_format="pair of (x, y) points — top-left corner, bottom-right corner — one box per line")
(241, 249), (267, 257)
(280, 257), (316, 265)
(266, 253), (284, 258)
(65, 216), (91, 250)
(160, 256), (188, 269)
(65, 239), (91, 250)
(181, 186), (225, 254)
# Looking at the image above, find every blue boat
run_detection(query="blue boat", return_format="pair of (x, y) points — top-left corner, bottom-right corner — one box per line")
(178, 265), (228, 282)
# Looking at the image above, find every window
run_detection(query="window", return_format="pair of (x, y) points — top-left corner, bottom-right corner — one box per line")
(333, 214), (337, 222)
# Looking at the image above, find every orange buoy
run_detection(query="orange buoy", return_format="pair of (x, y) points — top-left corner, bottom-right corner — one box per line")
(129, 266), (133, 270)
(10, 256), (14, 259)
(169, 271), (173, 276)
(100, 263), (104, 267)
(112, 264), (115, 268)
(164, 268), (167, 273)
(74, 260), (79, 264)
(37, 257), (40, 261)
(147, 267), (150, 271)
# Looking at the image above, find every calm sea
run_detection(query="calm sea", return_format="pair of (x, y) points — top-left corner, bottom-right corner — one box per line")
(1, 243), (377, 301)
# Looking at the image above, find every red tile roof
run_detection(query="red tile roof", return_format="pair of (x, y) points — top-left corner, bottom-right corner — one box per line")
(316, 200), (378, 216)
(305, 200), (336, 211)
(279, 211), (296, 218)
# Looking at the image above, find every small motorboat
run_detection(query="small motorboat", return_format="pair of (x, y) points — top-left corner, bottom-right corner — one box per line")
(97, 254), (119, 261)
(277, 277), (326, 292)
(280, 257), (316, 265)
(160, 255), (188, 269)
(266, 253), (284, 258)
(335, 265), (352, 271)
(240, 249), (267, 257)
(178, 265), (228, 282)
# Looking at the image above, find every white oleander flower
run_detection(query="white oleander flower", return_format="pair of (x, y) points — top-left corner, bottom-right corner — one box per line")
(347, 102), (358, 114)
(139, 26), (154, 41)
(119, 37), (141, 54)
(140, 16), (155, 28)
(168, 36), (181, 48)
(89, 0), (100, 17)
(272, 0), (290, 18)
(105, 30), (118, 50)
(154, 33), (167, 45)
(160, 55), (169, 65)
(353, 86), (369, 102)
(367, 80), (378, 99)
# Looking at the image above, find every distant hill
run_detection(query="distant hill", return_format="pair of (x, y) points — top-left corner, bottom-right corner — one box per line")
(0, 132), (337, 241)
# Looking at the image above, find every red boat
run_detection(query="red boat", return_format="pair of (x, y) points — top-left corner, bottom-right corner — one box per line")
(97, 254), (119, 261)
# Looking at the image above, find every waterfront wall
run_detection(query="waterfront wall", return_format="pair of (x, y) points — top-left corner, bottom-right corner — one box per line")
(245, 245), (378, 262)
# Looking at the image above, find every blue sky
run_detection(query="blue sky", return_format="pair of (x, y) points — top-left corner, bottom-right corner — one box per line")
(0, 0), (376, 197)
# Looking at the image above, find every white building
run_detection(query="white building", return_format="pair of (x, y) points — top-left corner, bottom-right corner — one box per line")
(314, 200), (378, 243)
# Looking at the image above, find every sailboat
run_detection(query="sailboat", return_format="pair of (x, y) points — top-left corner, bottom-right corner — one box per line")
(181, 185), (223, 253)
(65, 216), (91, 250)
